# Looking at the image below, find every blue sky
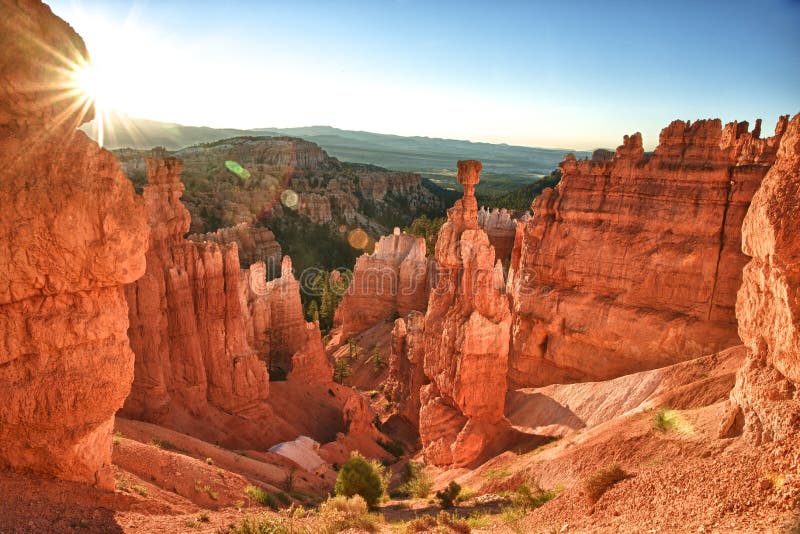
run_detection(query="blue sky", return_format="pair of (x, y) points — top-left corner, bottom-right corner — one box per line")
(49, 0), (799, 149)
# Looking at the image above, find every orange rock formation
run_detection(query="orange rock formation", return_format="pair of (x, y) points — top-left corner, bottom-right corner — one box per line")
(0, 0), (148, 488)
(385, 311), (427, 428)
(418, 160), (512, 466)
(189, 222), (282, 269)
(723, 113), (800, 443)
(477, 207), (517, 262)
(122, 158), (272, 443)
(508, 117), (789, 387)
(337, 228), (430, 337)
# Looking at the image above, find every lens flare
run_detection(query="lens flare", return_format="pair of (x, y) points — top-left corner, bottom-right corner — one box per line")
(347, 228), (369, 250)
(281, 189), (299, 209)
(225, 160), (251, 180)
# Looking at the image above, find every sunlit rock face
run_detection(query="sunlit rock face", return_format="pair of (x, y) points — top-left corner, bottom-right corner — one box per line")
(122, 159), (333, 446)
(507, 117), (788, 388)
(419, 160), (512, 467)
(189, 222), (282, 269)
(121, 158), (273, 443)
(0, 0), (148, 488)
(337, 228), (430, 338)
(723, 112), (800, 443)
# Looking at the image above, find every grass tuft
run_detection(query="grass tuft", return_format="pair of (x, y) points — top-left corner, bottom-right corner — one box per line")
(583, 464), (628, 503)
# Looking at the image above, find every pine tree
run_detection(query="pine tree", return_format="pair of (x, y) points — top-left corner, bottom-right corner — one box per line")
(372, 347), (385, 371)
(334, 357), (351, 384)
(347, 337), (360, 361)
(305, 300), (320, 323)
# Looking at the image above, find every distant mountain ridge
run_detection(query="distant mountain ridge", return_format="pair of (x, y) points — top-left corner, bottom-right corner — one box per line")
(83, 116), (591, 194)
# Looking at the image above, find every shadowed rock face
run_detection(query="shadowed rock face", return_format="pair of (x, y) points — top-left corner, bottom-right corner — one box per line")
(0, 0), (148, 488)
(508, 117), (789, 387)
(724, 113), (800, 444)
(477, 207), (517, 262)
(418, 160), (513, 467)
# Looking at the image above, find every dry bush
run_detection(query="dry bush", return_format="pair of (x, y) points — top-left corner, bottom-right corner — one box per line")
(583, 464), (628, 503)
(317, 495), (381, 533)
(405, 511), (470, 533)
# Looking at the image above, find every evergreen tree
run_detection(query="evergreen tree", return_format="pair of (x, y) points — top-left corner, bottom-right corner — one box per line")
(372, 347), (385, 371)
(334, 357), (351, 384)
(347, 337), (360, 361)
(305, 300), (320, 323)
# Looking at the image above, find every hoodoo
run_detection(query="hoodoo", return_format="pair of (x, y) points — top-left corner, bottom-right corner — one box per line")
(418, 160), (513, 466)
(337, 228), (430, 338)
(122, 158), (273, 445)
(0, 0), (148, 488)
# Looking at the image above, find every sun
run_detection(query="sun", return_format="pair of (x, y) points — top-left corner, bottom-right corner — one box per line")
(72, 62), (108, 107)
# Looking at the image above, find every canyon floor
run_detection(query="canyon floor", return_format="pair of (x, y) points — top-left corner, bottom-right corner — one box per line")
(2, 343), (798, 533)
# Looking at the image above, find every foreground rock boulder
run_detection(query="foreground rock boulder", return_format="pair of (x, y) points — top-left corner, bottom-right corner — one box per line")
(508, 117), (789, 387)
(0, 0), (147, 488)
(419, 161), (512, 466)
(723, 112), (800, 443)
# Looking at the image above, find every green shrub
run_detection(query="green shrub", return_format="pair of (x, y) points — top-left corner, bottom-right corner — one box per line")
(397, 461), (433, 498)
(652, 408), (691, 434)
(334, 453), (385, 507)
(435, 481), (461, 509)
(508, 482), (559, 510)
(583, 464), (628, 503)
(245, 485), (277, 509)
(377, 439), (404, 458)
(220, 515), (306, 534)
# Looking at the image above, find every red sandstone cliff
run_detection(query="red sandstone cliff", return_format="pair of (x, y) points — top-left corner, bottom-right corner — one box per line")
(384, 311), (427, 429)
(337, 228), (430, 337)
(240, 256), (332, 382)
(418, 161), (512, 466)
(122, 158), (272, 442)
(123, 158), (334, 446)
(722, 113), (800, 443)
(189, 222), (282, 269)
(0, 0), (148, 488)
(507, 117), (788, 387)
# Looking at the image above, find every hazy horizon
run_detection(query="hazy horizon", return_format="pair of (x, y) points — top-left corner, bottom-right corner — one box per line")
(49, 0), (800, 151)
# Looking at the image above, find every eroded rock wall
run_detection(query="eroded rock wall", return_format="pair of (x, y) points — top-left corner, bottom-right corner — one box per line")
(0, 0), (147, 488)
(477, 207), (517, 262)
(337, 228), (430, 337)
(385, 312), (427, 428)
(189, 222), (282, 269)
(122, 158), (273, 440)
(508, 117), (787, 387)
(724, 113), (800, 443)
